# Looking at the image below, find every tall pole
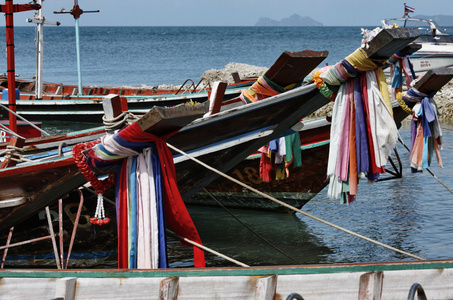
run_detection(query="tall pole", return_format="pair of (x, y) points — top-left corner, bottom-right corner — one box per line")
(0, 1), (41, 133)
(5, 0), (17, 132)
(54, 1), (99, 96)
(75, 17), (82, 95)
(27, 0), (60, 99)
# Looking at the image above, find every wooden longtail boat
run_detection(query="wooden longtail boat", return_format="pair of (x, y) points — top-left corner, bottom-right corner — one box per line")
(0, 49), (331, 233)
(1, 260), (453, 299)
(0, 80), (251, 123)
(187, 117), (331, 212)
(0, 28), (430, 271)
(187, 67), (453, 213)
(0, 0), (254, 124)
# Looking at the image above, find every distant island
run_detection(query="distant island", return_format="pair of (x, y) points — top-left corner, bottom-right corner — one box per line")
(255, 14), (323, 26)
(413, 15), (453, 26)
(255, 13), (453, 27)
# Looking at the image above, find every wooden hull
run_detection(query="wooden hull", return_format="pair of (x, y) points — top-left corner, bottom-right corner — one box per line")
(0, 82), (330, 233)
(0, 77), (251, 123)
(0, 260), (452, 299)
(0, 76), (255, 98)
(187, 118), (331, 212)
(0, 120), (42, 140)
(0, 126), (106, 152)
(0, 86), (245, 123)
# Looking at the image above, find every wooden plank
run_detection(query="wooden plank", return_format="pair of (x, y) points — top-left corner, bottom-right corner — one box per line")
(54, 277), (76, 300)
(397, 43), (422, 56)
(102, 94), (123, 120)
(413, 68), (453, 94)
(265, 50), (329, 87)
(363, 28), (419, 62)
(136, 101), (209, 135)
(358, 271), (383, 300)
(205, 81), (227, 116)
(231, 72), (241, 83)
(394, 67), (453, 124)
(255, 275), (277, 300)
(159, 277), (179, 300)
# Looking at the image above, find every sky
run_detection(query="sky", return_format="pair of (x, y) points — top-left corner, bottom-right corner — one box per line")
(14, 0), (453, 27)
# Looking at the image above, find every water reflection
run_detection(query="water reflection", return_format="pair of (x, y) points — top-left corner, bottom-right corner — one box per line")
(301, 124), (453, 263)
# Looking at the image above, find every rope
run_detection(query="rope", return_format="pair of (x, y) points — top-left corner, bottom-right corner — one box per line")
(102, 111), (140, 132)
(0, 103), (50, 136)
(166, 229), (250, 267)
(398, 137), (453, 195)
(202, 188), (301, 264)
(0, 145), (32, 163)
(0, 122), (26, 139)
(167, 142), (426, 261)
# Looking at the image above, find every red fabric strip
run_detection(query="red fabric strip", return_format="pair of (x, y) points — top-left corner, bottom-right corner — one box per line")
(118, 160), (129, 268)
(118, 122), (205, 267)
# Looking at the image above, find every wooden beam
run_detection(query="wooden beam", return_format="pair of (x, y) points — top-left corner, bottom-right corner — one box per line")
(413, 68), (453, 94)
(54, 277), (76, 300)
(363, 28), (419, 63)
(102, 94), (123, 120)
(265, 50), (329, 87)
(394, 67), (453, 124)
(255, 275), (277, 300)
(205, 81), (227, 116)
(136, 101), (209, 135)
(159, 277), (179, 300)
(358, 271), (383, 300)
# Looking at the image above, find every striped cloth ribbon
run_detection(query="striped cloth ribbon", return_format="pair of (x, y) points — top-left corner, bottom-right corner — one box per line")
(85, 122), (205, 269)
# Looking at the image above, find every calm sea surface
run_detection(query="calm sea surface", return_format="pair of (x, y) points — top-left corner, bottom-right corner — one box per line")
(1, 26), (452, 267)
(2, 26), (375, 86)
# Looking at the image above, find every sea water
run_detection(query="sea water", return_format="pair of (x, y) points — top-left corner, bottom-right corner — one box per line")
(1, 26), (453, 267)
(2, 26), (375, 86)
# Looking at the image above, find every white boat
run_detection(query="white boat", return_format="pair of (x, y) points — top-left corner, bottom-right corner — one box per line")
(381, 16), (453, 74)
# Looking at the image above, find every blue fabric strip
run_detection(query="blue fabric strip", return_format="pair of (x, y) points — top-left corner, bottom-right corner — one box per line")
(129, 157), (137, 269)
(152, 149), (168, 268)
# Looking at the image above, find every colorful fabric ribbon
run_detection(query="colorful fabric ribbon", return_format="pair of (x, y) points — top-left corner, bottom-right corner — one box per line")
(240, 75), (288, 104)
(83, 122), (205, 269)
(327, 70), (398, 203)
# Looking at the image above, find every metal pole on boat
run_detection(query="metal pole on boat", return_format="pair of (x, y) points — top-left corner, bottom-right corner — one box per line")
(26, 0), (60, 100)
(74, 18), (82, 96)
(0, 0), (41, 133)
(54, 0), (99, 96)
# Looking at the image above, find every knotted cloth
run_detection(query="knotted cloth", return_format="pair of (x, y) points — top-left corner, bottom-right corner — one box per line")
(74, 122), (205, 269)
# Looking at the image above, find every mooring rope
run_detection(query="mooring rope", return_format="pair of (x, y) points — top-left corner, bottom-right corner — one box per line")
(166, 229), (250, 267)
(202, 188), (301, 264)
(398, 137), (453, 195)
(167, 142), (425, 261)
(0, 103), (50, 136)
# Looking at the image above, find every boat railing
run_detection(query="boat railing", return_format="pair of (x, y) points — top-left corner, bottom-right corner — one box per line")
(175, 78), (212, 95)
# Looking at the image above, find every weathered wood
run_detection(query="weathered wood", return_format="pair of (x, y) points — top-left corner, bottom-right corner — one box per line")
(397, 43), (422, 56)
(159, 276), (179, 300)
(265, 50), (328, 87)
(394, 67), (453, 124)
(413, 68), (453, 94)
(136, 101), (209, 135)
(0, 261), (453, 299)
(358, 271), (383, 300)
(205, 81), (227, 116)
(231, 72), (241, 83)
(255, 275), (277, 300)
(363, 28), (419, 62)
(54, 277), (76, 300)
(102, 94), (123, 120)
